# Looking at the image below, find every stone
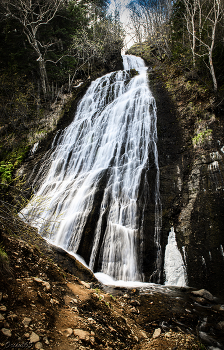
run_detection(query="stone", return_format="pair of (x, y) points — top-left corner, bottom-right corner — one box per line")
(42, 281), (50, 291)
(70, 298), (78, 304)
(191, 289), (215, 302)
(194, 297), (207, 305)
(0, 314), (5, 321)
(33, 277), (43, 283)
(80, 281), (90, 289)
(165, 332), (171, 338)
(0, 305), (6, 312)
(43, 336), (50, 344)
(73, 329), (91, 341)
(63, 328), (73, 337)
(217, 321), (224, 330)
(90, 336), (95, 343)
(35, 342), (43, 349)
(30, 331), (40, 343)
(1, 328), (11, 337)
(33, 277), (50, 291)
(50, 298), (59, 305)
(130, 299), (140, 306)
(71, 306), (78, 313)
(153, 328), (161, 338)
(24, 333), (30, 338)
(0, 293), (2, 302)
(130, 307), (139, 314)
(87, 318), (96, 324)
(22, 317), (32, 327)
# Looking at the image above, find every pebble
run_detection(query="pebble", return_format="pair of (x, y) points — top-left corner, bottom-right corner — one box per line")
(30, 331), (40, 343)
(87, 318), (96, 324)
(194, 297), (207, 305)
(153, 328), (161, 338)
(1, 328), (12, 337)
(130, 307), (139, 314)
(33, 277), (50, 291)
(0, 314), (5, 321)
(0, 305), (6, 312)
(80, 281), (90, 289)
(43, 336), (49, 344)
(73, 329), (92, 341)
(130, 299), (140, 306)
(22, 317), (32, 327)
(63, 328), (73, 337)
(70, 298), (78, 304)
(35, 342), (43, 349)
(165, 332), (171, 338)
(217, 321), (224, 330)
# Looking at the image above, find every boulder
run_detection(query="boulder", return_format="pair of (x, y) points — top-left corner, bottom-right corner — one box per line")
(30, 331), (40, 343)
(191, 289), (215, 302)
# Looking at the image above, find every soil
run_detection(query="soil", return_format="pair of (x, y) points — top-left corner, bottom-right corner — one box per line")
(1, 229), (224, 350)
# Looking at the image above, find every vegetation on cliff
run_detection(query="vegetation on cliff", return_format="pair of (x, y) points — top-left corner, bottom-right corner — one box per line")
(127, 0), (224, 94)
(0, 0), (124, 186)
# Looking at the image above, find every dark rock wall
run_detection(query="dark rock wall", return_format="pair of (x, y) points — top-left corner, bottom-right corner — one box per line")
(149, 69), (224, 298)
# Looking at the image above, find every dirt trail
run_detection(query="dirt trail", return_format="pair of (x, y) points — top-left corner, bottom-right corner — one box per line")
(0, 232), (222, 349)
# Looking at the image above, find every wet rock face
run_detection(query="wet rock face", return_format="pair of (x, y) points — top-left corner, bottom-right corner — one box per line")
(149, 69), (224, 297)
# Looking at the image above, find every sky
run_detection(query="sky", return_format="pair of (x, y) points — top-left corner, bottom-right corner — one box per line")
(108, 0), (136, 52)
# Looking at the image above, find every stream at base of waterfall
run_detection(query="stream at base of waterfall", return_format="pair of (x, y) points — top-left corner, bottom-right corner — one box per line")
(20, 55), (187, 287)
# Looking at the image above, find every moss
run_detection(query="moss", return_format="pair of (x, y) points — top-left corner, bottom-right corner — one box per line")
(0, 242), (11, 276)
(0, 143), (29, 183)
(192, 129), (212, 147)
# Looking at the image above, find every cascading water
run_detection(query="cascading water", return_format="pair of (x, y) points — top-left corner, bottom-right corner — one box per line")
(164, 227), (187, 287)
(20, 55), (162, 282)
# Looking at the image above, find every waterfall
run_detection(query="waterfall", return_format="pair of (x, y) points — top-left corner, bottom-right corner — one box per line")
(20, 55), (162, 282)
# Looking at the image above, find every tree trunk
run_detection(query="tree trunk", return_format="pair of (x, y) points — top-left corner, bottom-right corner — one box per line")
(39, 57), (49, 98)
(209, 50), (218, 92)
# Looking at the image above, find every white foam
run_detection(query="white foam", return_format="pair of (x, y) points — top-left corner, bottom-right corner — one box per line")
(164, 227), (187, 287)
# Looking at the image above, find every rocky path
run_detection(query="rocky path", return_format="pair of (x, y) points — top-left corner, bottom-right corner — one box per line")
(0, 232), (224, 349)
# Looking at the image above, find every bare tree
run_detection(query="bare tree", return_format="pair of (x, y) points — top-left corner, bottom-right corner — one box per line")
(183, 0), (198, 67)
(128, 0), (172, 59)
(199, 0), (222, 92)
(183, 0), (222, 91)
(1, 0), (63, 97)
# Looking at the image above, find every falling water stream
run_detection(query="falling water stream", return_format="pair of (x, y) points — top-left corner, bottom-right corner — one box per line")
(21, 55), (162, 282)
